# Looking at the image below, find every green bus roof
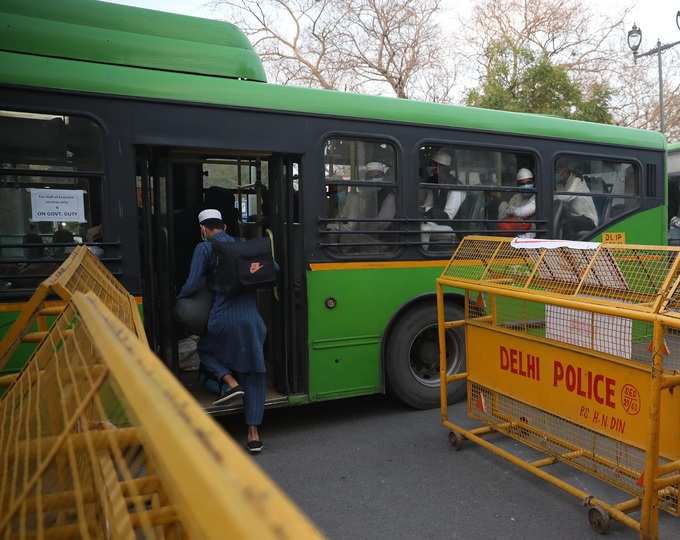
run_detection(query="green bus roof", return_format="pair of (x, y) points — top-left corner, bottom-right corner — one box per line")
(0, 0), (665, 152)
(0, 0), (266, 82)
(668, 143), (680, 153)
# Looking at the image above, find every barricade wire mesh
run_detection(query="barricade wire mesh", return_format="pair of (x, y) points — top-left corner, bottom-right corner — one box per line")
(445, 237), (680, 371)
(439, 236), (680, 532)
(442, 237), (680, 307)
(469, 296), (656, 365)
(48, 247), (143, 340)
(0, 302), (162, 539)
(467, 382), (679, 514)
(0, 246), (144, 375)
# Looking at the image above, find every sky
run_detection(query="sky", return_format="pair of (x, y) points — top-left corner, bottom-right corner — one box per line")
(106, 0), (680, 46)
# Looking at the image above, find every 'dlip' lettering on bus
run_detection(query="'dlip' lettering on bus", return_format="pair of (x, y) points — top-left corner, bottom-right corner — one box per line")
(553, 360), (615, 409)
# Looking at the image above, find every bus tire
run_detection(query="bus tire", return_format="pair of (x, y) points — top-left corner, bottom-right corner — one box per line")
(386, 302), (466, 410)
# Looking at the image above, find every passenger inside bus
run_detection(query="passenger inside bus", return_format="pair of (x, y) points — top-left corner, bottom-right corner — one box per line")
(331, 161), (395, 230)
(23, 224), (45, 259)
(417, 144), (541, 250)
(204, 186), (240, 237)
(325, 159), (397, 254)
(497, 168), (536, 238)
(419, 149), (464, 250)
(86, 224), (104, 258)
(554, 159), (598, 240)
(51, 224), (74, 259)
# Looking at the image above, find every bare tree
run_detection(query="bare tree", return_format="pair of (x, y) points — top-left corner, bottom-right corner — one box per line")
(211, 0), (354, 90)
(335, 0), (449, 99)
(211, 0), (456, 101)
(464, 0), (631, 86)
(615, 49), (680, 141)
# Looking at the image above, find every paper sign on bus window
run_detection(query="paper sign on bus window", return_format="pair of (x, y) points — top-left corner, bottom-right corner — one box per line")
(29, 188), (86, 223)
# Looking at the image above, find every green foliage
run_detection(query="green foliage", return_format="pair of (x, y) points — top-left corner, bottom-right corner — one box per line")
(467, 40), (612, 124)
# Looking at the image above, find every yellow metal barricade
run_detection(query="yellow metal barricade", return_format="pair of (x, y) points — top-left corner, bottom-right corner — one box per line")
(0, 291), (323, 539)
(437, 236), (680, 539)
(0, 246), (145, 387)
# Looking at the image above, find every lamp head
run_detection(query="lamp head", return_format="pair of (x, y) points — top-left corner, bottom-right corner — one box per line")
(628, 23), (642, 54)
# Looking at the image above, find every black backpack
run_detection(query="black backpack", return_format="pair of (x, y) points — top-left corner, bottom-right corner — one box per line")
(209, 236), (276, 298)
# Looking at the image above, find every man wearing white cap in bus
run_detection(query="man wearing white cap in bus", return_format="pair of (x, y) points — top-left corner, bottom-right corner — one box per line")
(497, 168), (536, 238)
(177, 208), (266, 453)
(331, 160), (395, 234)
(420, 149), (465, 219)
(419, 149), (466, 247)
(364, 161), (396, 232)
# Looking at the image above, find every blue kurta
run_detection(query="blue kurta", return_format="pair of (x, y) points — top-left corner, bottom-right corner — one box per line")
(177, 231), (266, 375)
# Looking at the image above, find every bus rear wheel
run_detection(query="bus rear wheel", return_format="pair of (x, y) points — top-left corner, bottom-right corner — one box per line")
(386, 302), (466, 409)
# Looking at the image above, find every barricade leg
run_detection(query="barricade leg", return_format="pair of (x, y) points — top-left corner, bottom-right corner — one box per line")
(640, 321), (664, 540)
(436, 281), (448, 423)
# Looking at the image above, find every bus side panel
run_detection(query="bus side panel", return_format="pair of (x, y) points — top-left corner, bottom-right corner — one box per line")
(595, 206), (666, 245)
(306, 265), (444, 401)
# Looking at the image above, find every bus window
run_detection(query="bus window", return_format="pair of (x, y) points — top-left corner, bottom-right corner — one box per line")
(553, 156), (639, 240)
(667, 150), (680, 244)
(417, 144), (538, 254)
(322, 138), (397, 257)
(0, 111), (104, 294)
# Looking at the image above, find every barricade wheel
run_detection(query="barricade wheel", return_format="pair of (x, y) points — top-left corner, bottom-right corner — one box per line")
(448, 431), (464, 451)
(387, 302), (465, 409)
(587, 506), (610, 534)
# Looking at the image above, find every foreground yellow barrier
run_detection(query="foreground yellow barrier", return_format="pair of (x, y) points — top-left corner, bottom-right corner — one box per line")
(0, 246), (145, 387)
(0, 291), (323, 539)
(437, 236), (680, 539)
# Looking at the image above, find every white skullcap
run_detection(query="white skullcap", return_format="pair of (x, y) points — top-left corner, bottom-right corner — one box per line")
(516, 168), (534, 182)
(198, 209), (222, 223)
(432, 150), (452, 167)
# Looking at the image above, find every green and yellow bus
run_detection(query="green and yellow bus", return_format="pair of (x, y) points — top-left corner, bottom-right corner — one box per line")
(0, 0), (667, 410)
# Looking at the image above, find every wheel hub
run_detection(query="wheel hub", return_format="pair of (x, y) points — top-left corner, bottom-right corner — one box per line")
(408, 325), (460, 387)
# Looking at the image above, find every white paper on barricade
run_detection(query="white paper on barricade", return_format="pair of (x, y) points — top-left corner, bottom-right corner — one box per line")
(511, 237), (629, 290)
(545, 305), (632, 359)
(29, 189), (86, 223)
(510, 238), (599, 250)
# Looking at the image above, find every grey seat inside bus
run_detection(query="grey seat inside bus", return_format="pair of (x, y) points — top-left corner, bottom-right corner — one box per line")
(451, 191), (484, 236)
(585, 176), (613, 224)
(330, 188), (396, 253)
(344, 199), (396, 254)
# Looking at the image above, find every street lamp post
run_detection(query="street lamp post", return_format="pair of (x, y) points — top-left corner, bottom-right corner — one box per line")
(627, 14), (680, 133)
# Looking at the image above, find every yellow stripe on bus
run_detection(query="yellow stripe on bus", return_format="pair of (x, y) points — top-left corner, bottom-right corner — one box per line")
(309, 260), (449, 271)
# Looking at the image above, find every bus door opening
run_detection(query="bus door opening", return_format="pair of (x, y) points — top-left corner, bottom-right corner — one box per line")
(137, 148), (302, 413)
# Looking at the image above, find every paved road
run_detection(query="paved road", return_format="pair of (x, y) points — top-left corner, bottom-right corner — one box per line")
(221, 395), (680, 540)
